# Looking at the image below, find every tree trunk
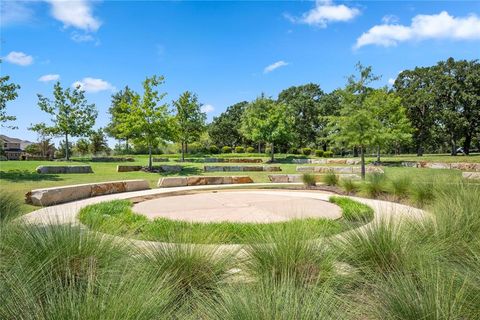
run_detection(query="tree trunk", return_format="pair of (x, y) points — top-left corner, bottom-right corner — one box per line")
(463, 133), (471, 155)
(360, 146), (365, 180)
(148, 144), (153, 171)
(181, 141), (185, 162)
(258, 142), (261, 154)
(416, 144), (424, 157)
(376, 145), (381, 162)
(270, 142), (275, 162)
(125, 137), (129, 153)
(65, 133), (69, 161)
(451, 138), (457, 156)
(185, 142), (188, 154)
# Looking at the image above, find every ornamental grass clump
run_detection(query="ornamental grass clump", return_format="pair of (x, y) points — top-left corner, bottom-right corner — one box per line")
(362, 173), (386, 198)
(410, 181), (435, 207)
(322, 170), (339, 186)
(302, 173), (317, 187)
(389, 175), (412, 199)
(0, 191), (22, 223)
(340, 178), (358, 194)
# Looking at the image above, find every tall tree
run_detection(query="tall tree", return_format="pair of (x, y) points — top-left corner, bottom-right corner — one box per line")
(74, 138), (90, 156)
(330, 64), (410, 179)
(124, 76), (174, 170)
(105, 86), (136, 153)
(208, 101), (249, 147)
(277, 83), (324, 148)
(173, 91), (206, 161)
(241, 95), (293, 162)
(0, 62), (20, 128)
(35, 82), (97, 160)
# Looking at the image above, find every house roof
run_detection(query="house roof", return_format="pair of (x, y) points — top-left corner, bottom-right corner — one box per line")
(0, 134), (33, 145)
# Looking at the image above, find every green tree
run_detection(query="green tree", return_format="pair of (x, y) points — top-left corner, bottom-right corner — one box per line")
(330, 64), (410, 179)
(241, 95), (293, 162)
(0, 62), (20, 128)
(74, 138), (90, 156)
(172, 91), (206, 161)
(208, 101), (249, 148)
(124, 76), (174, 170)
(89, 129), (109, 155)
(35, 82), (97, 160)
(277, 83), (324, 148)
(105, 86), (136, 153)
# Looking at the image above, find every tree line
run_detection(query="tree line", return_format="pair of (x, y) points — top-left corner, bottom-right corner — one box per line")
(1, 58), (479, 174)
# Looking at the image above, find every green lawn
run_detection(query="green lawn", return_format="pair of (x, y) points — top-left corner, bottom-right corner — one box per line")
(0, 153), (470, 213)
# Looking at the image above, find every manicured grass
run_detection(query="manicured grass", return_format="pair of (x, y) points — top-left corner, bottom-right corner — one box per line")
(329, 196), (374, 222)
(78, 197), (373, 244)
(0, 153), (468, 214)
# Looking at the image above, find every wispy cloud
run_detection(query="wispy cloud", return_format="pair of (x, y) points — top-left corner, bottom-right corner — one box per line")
(388, 78), (395, 85)
(38, 74), (60, 82)
(0, 0), (34, 26)
(3, 51), (33, 66)
(264, 60), (289, 74)
(356, 11), (480, 48)
(46, 0), (101, 32)
(72, 77), (115, 93)
(201, 104), (214, 113)
(287, 0), (360, 28)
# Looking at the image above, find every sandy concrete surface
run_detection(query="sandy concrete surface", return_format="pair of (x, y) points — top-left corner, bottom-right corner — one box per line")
(132, 191), (342, 223)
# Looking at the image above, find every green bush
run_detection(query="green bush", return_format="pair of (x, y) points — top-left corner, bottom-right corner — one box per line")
(235, 146), (245, 153)
(315, 149), (324, 157)
(209, 145), (220, 154)
(221, 146), (232, 154)
(246, 147), (255, 153)
(302, 148), (312, 156)
(330, 196), (374, 222)
(323, 151), (333, 158)
(301, 173), (316, 187)
(288, 147), (300, 154)
(265, 147), (272, 154)
(322, 171), (338, 186)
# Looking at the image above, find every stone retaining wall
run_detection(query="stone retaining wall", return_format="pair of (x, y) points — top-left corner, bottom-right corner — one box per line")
(25, 179), (150, 206)
(268, 173), (361, 183)
(293, 158), (360, 165)
(402, 161), (480, 171)
(462, 172), (480, 180)
(91, 157), (135, 162)
(117, 165), (182, 173)
(152, 158), (170, 162)
(180, 158), (263, 163)
(204, 165), (281, 172)
(36, 165), (93, 174)
(296, 166), (384, 174)
(157, 175), (254, 187)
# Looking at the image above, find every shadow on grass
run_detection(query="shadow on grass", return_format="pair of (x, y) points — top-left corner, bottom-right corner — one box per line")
(0, 170), (62, 182)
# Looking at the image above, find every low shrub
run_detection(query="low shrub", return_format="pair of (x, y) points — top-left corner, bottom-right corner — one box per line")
(0, 191), (22, 223)
(246, 146), (255, 153)
(322, 171), (338, 186)
(362, 173), (386, 198)
(302, 148), (312, 156)
(265, 147), (272, 154)
(330, 196), (374, 222)
(315, 149), (324, 157)
(340, 178), (358, 194)
(323, 151), (333, 158)
(209, 146), (220, 154)
(221, 146), (232, 154)
(234, 146), (245, 153)
(288, 147), (300, 154)
(302, 173), (316, 187)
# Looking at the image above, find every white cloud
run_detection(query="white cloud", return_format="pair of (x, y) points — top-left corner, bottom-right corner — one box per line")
(291, 0), (360, 27)
(38, 74), (60, 82)
(356, 11), (480, 48)
(388, 78), (395, 85)
(72, 77), (115, 93)
(3, 51), (33, 66)
(0, 1), (34, 26)
(201, 104), (214, 113)
(71, 32), (95, 42)
(47, 0), (101, 32)
(382, 14), (399, 24)
(264, 60), (289, 74)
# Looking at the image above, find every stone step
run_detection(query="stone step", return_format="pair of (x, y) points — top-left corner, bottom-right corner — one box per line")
(158, 175), (254, 188)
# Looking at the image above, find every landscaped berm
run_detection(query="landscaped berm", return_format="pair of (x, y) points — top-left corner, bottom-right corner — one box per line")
(3, 0), (480, 317)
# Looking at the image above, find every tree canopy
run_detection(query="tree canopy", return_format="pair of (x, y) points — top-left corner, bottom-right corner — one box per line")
(0, 62), (20, 128)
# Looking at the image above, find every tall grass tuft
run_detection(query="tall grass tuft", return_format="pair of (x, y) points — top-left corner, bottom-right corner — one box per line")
(389, 175), (412, 199)
(302, 173), (317, 187)
(322, 170), (339, 186)
(0, 191), (22, 223)
(243, 223), (336, 285)
(361, 173), (386, 198)
(410, 181), (435, 207)
(340, 178), (358, 194)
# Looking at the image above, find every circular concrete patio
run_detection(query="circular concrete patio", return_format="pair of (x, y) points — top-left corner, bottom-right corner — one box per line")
(132, 191), (342, 223)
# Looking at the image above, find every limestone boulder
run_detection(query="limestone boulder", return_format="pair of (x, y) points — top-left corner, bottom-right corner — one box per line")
(158, 165), (182, 173)
(231, 176), (254, 184)
(187, 176), (207, 185)
(117, 165), (143, 172)
(268, 174), (289, 183)
(36, 165), (93, 174)
(462, 172), (480, 180)
(157, 177), (188, 188)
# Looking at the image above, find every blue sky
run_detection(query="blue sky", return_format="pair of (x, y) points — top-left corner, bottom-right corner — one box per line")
(1, 0), (479, 145)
